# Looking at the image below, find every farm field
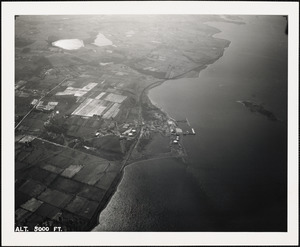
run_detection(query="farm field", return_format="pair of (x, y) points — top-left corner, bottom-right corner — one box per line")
(15, 138), (121, 230)
(14, 15), (236, 231)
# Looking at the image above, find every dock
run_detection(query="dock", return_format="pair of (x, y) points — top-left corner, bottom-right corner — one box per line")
(176, 117), (196, 135)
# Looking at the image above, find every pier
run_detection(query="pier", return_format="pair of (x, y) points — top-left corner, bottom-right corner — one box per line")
(176, 117), (196, 135)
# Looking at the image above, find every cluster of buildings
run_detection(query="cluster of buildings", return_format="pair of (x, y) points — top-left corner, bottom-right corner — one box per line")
(168, 118), (196, 145)
(167, 120), (183, 144)
(121, 124), (137, 139)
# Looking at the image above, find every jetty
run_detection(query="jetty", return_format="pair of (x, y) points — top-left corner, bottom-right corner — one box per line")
(176, 117), (196, 135)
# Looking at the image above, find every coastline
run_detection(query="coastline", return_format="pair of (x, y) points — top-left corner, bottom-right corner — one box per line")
(12, 14), (289, 234)
(93, 23), (232, 231)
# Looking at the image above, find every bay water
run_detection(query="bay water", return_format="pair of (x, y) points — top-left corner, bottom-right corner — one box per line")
(93, 16), (287, 231)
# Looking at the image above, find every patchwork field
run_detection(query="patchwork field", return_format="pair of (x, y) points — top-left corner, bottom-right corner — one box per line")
(72, 98), (109, 117)
(71, 92), (126, 118)
(15, 138), (122, 231)
(104, 93), (127, 103)
(14, 14), (237, 232)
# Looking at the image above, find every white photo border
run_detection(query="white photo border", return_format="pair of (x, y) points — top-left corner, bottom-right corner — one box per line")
(2, 1), (299, 246)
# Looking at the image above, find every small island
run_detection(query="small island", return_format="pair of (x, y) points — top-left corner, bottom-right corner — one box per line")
(237, 100), (278, 121)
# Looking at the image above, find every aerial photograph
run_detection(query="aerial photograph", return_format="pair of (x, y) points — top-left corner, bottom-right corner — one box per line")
(14, 14), (288, 232)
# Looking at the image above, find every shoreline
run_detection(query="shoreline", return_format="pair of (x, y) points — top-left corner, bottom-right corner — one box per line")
(91, 16), (287, 232)
(93, 23), (232, 231)
(144, 20), (234, 118)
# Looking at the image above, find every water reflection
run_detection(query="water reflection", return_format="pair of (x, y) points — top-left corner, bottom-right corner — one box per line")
(93, 32), (113, 47)
(52, 39), (84, 50)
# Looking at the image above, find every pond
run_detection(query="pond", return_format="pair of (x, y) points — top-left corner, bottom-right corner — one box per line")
(52, 39), (84, 50)
(93, 32), (113, 47)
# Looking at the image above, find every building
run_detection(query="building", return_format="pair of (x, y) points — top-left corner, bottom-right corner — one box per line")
(175, 128), (183, 135)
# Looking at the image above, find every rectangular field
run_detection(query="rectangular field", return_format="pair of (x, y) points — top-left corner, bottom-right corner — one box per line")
(95, 92), (106, 100)
(65, 196), (98, 219)
(38, 189), (73, 208)
(73, 162), (110, 185)
(72, 98), (108, 117)
(103, 103), (120, 119)
(15, 138), (123, 230)
(56, 82), (98, 97)
(104, 93), (127, 103)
